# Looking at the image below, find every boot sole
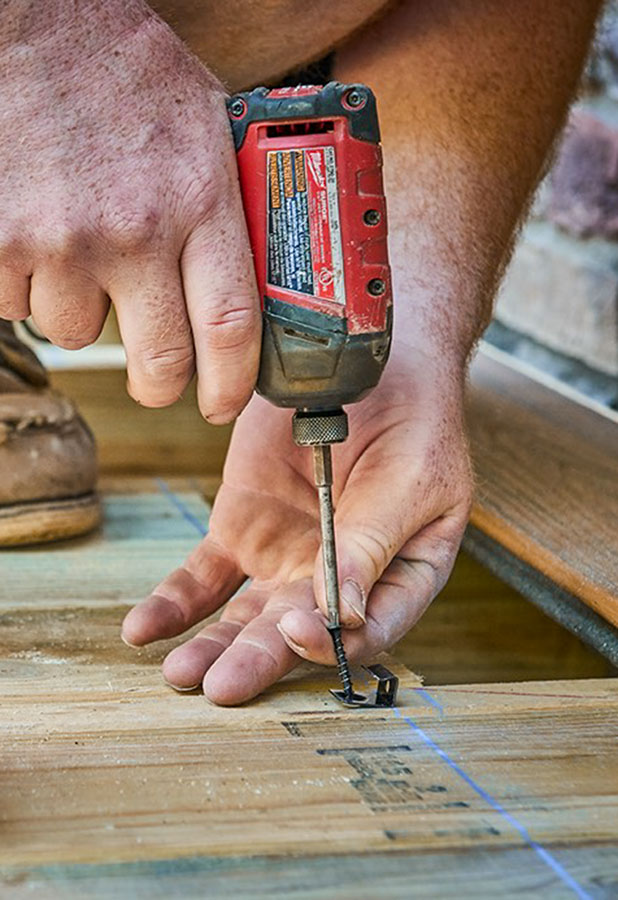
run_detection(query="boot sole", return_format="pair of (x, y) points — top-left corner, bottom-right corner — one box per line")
(0, 493), (101, 547)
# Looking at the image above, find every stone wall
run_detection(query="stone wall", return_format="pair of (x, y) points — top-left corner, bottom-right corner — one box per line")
(495, 4), (618, 378)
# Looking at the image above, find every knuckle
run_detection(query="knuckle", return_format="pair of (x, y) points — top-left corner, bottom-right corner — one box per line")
(129, 346), (195, 405)
(220, 592), (265, 625)
(397, 557), (439, 597)
(38, 225), (77, 260)
(99, 205), (160, 253)
(198, 304), (259, 355)
(39, 309), (99, 347)
(349, 520), (394, 575)
(176, 172), (220, 223)
(136, 344), (195, 382)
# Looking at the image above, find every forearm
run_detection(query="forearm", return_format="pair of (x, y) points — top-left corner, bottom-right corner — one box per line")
(335, 0), (601, 366)
(0, 0), (154, 47)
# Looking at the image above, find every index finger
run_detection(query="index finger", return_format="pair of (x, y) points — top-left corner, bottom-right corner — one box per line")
(181, 147), (261, 425)
(202, 579), (317, 705)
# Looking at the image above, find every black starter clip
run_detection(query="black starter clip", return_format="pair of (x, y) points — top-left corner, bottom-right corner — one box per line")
(330, 663), (399, 709)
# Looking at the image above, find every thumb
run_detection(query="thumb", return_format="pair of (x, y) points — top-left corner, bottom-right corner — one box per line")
(312, 503), (414, 630)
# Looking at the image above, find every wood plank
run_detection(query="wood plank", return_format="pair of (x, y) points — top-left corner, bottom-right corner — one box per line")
(3, 486), (611, 683)
(1, 491), (617, 898)
(467, 344), (618, 626)
(1, 587), (617, 861)
(0, 486), (209, 610)
(50, 369), (231, 478)
(462, 524), (618, 668)
(2, 612), (616, 888)
(3, 845), (618, 900)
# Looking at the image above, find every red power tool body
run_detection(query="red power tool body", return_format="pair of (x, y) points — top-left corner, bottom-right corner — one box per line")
(227, 82), (392, 412)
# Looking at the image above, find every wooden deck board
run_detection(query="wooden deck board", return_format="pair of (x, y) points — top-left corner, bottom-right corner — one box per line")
(2, 846), (618, 900)
(0, 485), (209, 610)
(1, 489), (617, 897)
(467, 345), (618, 628)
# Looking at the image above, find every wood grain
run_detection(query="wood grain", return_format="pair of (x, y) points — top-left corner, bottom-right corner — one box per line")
(467, 346), (618, 626)
(1, 490), (617, 898)
(4, 846), (618, 900)
(50, 369), (231, 479)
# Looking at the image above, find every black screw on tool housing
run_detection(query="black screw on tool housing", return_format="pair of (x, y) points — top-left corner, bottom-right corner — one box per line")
(364, 209), (381, 226)
(367, 278), (386, 296)
(228, 98), (246, 118)
(345, 88), (367, 109)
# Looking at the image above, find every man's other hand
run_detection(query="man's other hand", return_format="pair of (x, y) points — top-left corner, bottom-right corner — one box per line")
(0, 3), (260, 422)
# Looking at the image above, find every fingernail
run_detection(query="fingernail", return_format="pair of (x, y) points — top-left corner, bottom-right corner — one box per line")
(340, 579), (366, 625)
(121, 633), (140, 649)
(204, 410), (236, 426)
(276, 622), (307, 655)
(164, 679), (201, 693)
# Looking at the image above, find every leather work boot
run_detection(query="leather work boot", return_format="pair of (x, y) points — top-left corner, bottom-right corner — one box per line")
(0, 320), (100, 546)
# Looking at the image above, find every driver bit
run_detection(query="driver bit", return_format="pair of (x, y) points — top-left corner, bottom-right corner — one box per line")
(312, 442), (355, 701)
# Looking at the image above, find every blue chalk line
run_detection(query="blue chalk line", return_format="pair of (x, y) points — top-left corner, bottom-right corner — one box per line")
(413, 687), (445, 717)
(154, 476), (590, 898)
(154, 478), (208, 536)
(391, 705), (592, 900)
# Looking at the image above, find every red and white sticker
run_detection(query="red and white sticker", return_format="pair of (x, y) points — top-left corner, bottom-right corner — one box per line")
(267, 146), (345, 305)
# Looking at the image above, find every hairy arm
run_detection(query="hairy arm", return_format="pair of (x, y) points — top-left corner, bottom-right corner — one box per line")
(335, 0), (601, 365)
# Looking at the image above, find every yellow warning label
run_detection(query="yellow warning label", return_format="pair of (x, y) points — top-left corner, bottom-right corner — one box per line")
(282, 151), (294, 199)
(269, 153), (280, 209)
(294, 150), (306, 192)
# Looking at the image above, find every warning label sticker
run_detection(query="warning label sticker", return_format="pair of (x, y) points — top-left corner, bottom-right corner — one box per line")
(267, 146), (345, 304)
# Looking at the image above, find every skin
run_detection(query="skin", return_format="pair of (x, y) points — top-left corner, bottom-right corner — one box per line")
(0, 0), (601, 702)
(0, 0), (260, 421)
(124, 344), (471, 703)
(149, 0), (393, 91)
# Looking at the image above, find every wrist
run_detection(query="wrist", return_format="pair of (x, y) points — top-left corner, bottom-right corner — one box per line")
(390, 297), (474, 384)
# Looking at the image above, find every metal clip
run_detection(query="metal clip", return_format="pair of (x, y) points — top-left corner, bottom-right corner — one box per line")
(330, 663), (399, 708)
